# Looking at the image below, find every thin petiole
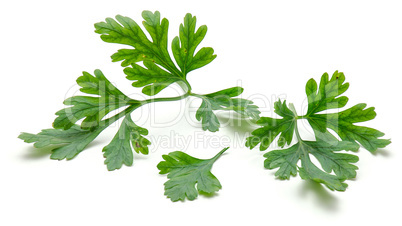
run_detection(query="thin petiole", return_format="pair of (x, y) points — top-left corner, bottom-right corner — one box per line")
(288, 103), (303, 143)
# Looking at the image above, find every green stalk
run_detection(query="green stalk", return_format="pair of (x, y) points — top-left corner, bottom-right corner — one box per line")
(138, 90), (191, 105)
(98, 104), (138, 129)
(210, 147), (229, 163)
(288, 103), (303, 143)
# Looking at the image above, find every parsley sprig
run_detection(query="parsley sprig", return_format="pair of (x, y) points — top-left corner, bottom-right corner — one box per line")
(157, 147), (228, 202)
(246, 71), (391, 191)
(19, 11), (259, 200)
(18, 11), (390, 201)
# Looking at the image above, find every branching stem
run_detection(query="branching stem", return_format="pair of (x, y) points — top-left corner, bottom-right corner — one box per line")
(288, 103), (303, 143)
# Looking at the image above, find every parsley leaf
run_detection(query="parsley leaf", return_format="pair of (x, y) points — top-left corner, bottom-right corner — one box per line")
(95, 11), (216, 96)
(19, 68), (141, 165)
(18, 10), (392, 198)
(157, 147), (228, 201)
(245, 99), (296, 150)
(305, 71), (349, 115)
(247, 71), (390, 191)
(305, 71), (391, 152)
(171, 13), (216, 75)
(194, 87), (261, 132)
(20, 11), (257, 176)
(103, 114), (150, 171)
(19, 105), (137, 161)
(53, 69), (136, 130)
(19, 125), (104, 160)
(265, 139), (359, 191)
(123, 61), (183, 96)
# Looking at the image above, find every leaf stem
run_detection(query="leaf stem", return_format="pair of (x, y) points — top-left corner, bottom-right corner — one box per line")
(99, 104), (138, 129)
(112, 82), (194, 127)
(125, 80), (192, 108)
(288, 103), (303, 143)
(297, 115), (309, 119)
(98, 80), (193, 133)
(188, 92), (204, 98)
(210, 147), (229, 163)
(138, 91), (191, 105)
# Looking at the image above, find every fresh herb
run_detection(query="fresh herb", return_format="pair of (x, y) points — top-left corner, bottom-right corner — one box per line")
(18, 11), (390, 201)
(18, 11), (259, 173)
(157, 147), (228, 201)
(246, 71), (391, 191)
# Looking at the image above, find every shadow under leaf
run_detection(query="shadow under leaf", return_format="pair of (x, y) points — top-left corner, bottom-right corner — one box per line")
(299, 180), (340, 212)
(20, 140), (104, 160)
(199, 190), (220, 199)
(21, 146), (53, 160)
(216, 112), (259, 135)
(372, 148), (391, 157)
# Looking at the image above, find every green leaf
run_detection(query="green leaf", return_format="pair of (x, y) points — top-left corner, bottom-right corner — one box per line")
(308, 140), (359, 179)
(172, 13), (216, 75)
(195, 87), (261, 132)
(204, 86), (244, 98)
(102, 114), (150, 171)
(95, 11), (184, 96)
(264, 140), (359, 191)
(245, 99), (295, 150)
(111, 49), (144, 67)
(53, 70), (135, 130)
(195, 99), (221, 132)
(76, 69), (129, 97)
(123, 61), (182, 96)
(230, 98), (261, 121)
(305, 71), (391, 152)
(248, 71), (390, 191)
(157, 147), (228, 202)
(306, 71), (349, 115)
(19, 125), (104, 160)
(298, 154), (348, 192)
(95, 11), (216, 96)
(263, 143), (300, 179)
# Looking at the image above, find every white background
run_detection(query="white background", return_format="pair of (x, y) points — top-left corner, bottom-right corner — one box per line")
(1, 0), (401, 225)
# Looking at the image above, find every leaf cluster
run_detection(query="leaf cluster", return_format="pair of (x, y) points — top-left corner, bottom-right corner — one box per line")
(246, 71), (391, 191)
(19, 11), (258, 201)
(157, 147), (228, 201)
(18, 11), (390, 202)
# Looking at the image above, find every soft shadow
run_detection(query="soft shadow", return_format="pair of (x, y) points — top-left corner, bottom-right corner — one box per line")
(372, 148), (392, 157)
(133, 153), (150, 160)
(216, 113), (259, 135)
(299, 180), (339, 212)
(199, 190), (220, 199)
(21, 146), (53, 160)
(21, 140), (104, 160)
